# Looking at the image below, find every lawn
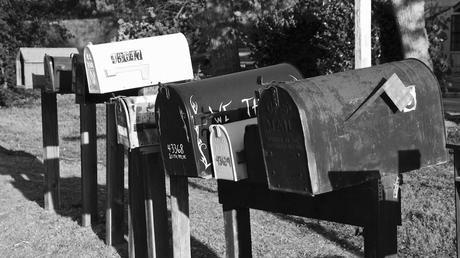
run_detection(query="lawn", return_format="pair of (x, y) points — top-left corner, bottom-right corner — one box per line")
(0, 93), (456, 257)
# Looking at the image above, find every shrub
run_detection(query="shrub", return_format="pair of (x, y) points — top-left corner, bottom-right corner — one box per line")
(0, 0), (71, 107)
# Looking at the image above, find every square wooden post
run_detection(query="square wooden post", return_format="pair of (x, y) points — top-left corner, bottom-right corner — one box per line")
(80, 103), (98, 226)
(141, 148), (170, 258)
(363, 178), (399, 258)
(41, 91), (60, 211)
(128, 149), (148, 257)
(106, 103), (125, 245)
(170, 176), (191, 258)
(452, 147), (460, 257)
(355, 0), (372, 69)
(223, 206), (252, 258)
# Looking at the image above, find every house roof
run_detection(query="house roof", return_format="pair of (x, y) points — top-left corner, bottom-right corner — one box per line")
(17, 48), (78, 63)
(426, 0), (460, 19)
(427, 0), (460, 8)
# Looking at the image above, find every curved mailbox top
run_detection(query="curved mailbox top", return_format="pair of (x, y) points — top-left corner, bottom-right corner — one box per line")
(156, 63), (302, 178)
(84, 33), (193, 94)
(257, 59), (448, 195)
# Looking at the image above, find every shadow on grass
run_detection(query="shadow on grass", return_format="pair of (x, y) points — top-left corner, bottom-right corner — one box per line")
(0, 146), (219, 258)
(274, 213), (363, 257)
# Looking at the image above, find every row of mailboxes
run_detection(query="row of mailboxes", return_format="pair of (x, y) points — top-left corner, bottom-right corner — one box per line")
(203, 59), (448, 195)
(156, 63), (303, 178)
(17, 33), (193, 96)
(16, 48), (79, 90)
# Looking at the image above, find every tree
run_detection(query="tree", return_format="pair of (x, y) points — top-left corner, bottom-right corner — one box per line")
(203, 0), (240, 76)
(0, 0), (70, 106)
(391, 0), (433, 70)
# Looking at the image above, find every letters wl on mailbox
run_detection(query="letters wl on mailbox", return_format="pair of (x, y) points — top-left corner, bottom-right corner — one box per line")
(83, 33), (194, 94)
(156, 63), (303, 178)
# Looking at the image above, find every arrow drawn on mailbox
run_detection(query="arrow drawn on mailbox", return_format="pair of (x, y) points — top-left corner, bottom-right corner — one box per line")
(179, 107), (190, 142)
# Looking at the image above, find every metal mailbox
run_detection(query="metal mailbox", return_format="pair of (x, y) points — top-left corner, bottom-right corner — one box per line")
(156, 63), (302, 178)
(16, 48), (78, 89)
(257, 59), (448, 195)
(72, 53), (140, 104)
(209, 118), (257, 181)
(114, 94), (158, 149)
(83, 33), (193, 94)
(44, 54), (74, 93)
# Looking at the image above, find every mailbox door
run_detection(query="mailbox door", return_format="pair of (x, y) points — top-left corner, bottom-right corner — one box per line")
(258, 59), (448, 195)
(209, 118), (256, 181)
(157, 63), (303, 178)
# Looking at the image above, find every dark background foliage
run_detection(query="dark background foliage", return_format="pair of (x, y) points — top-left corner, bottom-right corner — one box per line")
(0, 0), (451, 106)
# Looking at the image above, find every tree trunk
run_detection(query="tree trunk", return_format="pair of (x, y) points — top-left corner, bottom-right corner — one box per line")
(391, 0), (433, 70)
(204, 0), (240, 76)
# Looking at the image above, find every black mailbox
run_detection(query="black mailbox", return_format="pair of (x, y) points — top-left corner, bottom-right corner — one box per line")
(156, 64), (302, 178)
(44, 54), (73, 93)
(257, 59), (448, 195)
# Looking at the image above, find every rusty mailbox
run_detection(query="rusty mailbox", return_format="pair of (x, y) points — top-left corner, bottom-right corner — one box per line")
(156, 64), (302, 178)
(257, 59), (448, 195)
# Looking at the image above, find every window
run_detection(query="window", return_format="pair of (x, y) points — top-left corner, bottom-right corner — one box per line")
(451, 14), (460, 51)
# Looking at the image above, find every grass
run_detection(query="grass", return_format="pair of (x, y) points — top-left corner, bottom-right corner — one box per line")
(0, 94), (456, 257)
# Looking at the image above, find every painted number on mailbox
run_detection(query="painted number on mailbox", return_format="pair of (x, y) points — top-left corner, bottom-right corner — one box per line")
(211, 131), (234, 179)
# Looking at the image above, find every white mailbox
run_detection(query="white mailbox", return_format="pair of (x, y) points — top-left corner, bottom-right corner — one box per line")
(209, 118), (257, 181)
(115, 94), (158, 149)
(83, 33), (193, 94)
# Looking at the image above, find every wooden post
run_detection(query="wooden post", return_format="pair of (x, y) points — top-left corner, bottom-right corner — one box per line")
(141, 148), (170, 258)
(106, 103), (125, 245)
(363, 179), (398, 258)
(354, 0), (372, 69)
(170, 176), (190, 258)
(41, 92), (60, 211)
(223, 207), (252, 258)
(80, 103), (98, 227)
(453, 148), (460, 257)
(128, 149), (148, 257)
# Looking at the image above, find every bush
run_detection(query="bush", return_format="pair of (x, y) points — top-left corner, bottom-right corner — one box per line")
(115, 0), (211, 77)
(241, 0), (449, 83)
(241, 1), (404, 77)
(0, 0), (71, 107)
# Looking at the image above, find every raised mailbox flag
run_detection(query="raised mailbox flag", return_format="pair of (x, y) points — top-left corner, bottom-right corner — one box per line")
(83, 33), (193, 94)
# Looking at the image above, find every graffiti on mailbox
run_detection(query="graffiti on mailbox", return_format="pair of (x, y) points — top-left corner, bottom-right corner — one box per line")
(188, 94), (260, 173)
(190, 95), (212, 169)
